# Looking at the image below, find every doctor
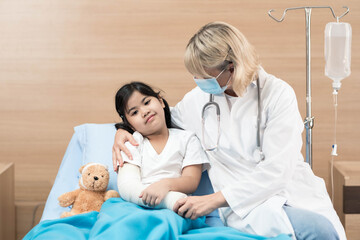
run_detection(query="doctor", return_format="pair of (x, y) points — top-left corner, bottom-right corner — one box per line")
(113, 22), (345, 240)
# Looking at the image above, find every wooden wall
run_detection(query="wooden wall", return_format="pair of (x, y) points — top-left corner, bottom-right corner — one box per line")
(0, 0), (359, 238)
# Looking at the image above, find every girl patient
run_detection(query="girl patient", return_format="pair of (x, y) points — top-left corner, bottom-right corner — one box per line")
(115, 82), (209, 213)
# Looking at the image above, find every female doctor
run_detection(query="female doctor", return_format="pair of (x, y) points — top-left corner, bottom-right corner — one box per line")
(112, 22), (345, 240)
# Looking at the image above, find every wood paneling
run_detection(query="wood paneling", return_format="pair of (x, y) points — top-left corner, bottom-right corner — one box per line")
(0, 0), (359, 237)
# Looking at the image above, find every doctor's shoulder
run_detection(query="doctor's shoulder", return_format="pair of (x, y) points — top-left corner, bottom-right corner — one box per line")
(263, 74), (298, 105)
(180, 86), (210, 106)
(171, 87), (206, 119)
(261, 75), (300, 120)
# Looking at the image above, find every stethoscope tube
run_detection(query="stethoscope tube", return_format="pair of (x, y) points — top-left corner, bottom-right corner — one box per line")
(201, 94), (221, 151)
(256, 78), (265, 161)
(201, 78), (265, 161)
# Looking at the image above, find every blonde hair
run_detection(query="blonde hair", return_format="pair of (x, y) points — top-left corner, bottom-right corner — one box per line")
(184, 21), (260, 96)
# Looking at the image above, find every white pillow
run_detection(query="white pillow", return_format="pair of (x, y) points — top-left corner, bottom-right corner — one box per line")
(75, 123), (118, 190)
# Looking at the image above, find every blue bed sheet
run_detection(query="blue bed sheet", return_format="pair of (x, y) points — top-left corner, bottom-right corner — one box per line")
(36, 124), (292, 239)
(26, 198), (291, 240)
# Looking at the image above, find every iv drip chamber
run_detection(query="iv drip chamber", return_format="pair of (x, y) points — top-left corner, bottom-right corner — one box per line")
(324, 22), (352, 90)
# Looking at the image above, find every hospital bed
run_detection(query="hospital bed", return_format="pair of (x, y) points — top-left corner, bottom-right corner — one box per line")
(24, 123), (291, 240)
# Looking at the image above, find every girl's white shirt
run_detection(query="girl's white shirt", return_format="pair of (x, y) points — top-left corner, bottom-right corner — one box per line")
(121, 128), (209, 185)
(171, 67), (346, 239)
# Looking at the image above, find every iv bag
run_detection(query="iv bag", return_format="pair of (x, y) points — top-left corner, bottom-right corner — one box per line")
(324, 22), (352, 90)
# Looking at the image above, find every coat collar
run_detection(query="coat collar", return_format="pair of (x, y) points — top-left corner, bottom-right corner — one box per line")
(250, 66), (266, 89)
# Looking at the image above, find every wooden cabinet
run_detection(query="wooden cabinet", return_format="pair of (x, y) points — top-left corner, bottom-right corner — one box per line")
(0, 162), (15, 240)
(333, 161), (360, 240)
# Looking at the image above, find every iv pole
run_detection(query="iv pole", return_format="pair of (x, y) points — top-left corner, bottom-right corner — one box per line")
(268, 6), (350, 168)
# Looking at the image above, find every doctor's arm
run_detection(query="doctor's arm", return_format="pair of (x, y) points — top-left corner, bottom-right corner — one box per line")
(173, 191), (228, 220)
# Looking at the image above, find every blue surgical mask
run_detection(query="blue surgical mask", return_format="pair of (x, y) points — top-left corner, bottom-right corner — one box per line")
(194, 68), (231, 95)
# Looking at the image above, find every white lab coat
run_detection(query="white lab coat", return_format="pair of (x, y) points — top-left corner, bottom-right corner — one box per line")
(171, 67), (346, 239)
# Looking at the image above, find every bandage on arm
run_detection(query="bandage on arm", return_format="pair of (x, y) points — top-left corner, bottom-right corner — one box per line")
(117, 163), (187, 210)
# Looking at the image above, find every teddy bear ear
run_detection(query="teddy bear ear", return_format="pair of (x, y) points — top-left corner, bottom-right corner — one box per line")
(79, 164), (86, 174)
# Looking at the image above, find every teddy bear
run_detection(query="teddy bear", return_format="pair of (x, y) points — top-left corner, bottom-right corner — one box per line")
(58, 162), (120, 218)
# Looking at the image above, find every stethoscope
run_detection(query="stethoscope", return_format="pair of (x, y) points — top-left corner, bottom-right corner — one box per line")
(201, 78), (265, 161)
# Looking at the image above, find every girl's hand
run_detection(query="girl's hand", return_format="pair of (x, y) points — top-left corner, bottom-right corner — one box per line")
(173, 192), (227, 220)
(139, 180), (170, 207)
(112, 129), (138, 172)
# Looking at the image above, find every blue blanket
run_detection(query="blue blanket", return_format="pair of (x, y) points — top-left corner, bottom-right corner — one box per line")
(25, 198), (292, 240)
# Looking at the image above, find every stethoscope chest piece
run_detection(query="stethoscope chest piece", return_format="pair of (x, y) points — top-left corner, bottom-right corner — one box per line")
(253, 147), (266, 163)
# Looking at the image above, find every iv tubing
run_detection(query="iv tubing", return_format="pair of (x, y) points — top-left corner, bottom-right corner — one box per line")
(330, 91), (338, 203)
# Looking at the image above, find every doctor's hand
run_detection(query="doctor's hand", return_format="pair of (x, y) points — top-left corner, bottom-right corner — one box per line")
(173, 192), (228, 220)
(139, 180), (170, 207)
(112, 129), (138, 172)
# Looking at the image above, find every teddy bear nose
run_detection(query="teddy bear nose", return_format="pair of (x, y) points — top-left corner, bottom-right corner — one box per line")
(94, 176), (99, 181)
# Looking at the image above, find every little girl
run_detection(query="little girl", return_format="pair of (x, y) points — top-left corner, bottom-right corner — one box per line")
(115, 82), (209, 211)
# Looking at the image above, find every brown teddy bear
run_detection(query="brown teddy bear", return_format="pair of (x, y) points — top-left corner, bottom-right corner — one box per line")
(58, 163), (120, 218)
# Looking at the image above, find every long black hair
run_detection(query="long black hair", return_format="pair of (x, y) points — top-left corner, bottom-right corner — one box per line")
(115, 81), (171, 134)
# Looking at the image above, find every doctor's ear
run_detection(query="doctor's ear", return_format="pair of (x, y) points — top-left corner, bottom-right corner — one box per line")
(228, 62), (234, 73)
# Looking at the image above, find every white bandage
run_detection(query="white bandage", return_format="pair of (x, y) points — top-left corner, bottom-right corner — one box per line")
(117, 163), (186, 210)
(81, 163), (108, 173)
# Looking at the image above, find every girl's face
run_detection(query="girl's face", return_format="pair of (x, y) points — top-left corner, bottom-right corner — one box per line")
(125, 91), (167, 136)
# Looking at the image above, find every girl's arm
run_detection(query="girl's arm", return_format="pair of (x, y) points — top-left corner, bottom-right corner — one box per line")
(139, 165), (202, 207)
(165, 165), (202, 194)
(112, 129), (139, 171)
(117, 163), (146, 206)
(118, 163), (187, 210)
